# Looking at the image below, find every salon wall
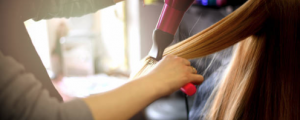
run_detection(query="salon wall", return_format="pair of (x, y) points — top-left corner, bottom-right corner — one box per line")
(138, 2), (163, 59)
(125, 0), (163, 72)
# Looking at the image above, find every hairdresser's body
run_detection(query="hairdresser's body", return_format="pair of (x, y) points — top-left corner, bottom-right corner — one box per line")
(0, 0), (203, 119)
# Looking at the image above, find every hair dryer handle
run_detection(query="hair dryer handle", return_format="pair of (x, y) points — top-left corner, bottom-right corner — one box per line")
(180, 83), (196, 96)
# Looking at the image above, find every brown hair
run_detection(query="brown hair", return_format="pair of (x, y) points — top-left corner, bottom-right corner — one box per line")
(132, 0), (300, 119)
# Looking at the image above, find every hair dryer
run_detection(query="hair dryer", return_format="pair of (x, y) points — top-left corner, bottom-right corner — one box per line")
(148, 0), (196, 96)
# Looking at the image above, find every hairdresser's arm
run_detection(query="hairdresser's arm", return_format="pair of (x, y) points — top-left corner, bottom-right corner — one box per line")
(0, 51), (202, 120)
(20, 0), (124, 21)
(84, 55), (204, 120)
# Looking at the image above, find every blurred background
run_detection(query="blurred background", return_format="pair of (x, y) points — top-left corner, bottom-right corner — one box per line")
(24, 0), (245, 119)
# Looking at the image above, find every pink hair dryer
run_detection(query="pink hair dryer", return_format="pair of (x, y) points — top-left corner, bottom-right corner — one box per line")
(148, 0), (196, 96)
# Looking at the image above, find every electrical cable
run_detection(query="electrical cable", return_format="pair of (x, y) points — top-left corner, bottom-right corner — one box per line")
(184, 95), (189, 120)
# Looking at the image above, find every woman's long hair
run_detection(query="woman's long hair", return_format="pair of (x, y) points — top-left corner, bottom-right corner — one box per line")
(131, 0), (300, 119)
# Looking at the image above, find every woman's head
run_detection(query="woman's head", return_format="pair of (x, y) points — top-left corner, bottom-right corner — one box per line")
(132, 0), (300, 119)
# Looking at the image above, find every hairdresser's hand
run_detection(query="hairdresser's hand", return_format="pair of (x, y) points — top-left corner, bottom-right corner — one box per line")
(145, 55), (204, 96)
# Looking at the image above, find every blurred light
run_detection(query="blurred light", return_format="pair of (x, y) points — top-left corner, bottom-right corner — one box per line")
(24, 19), (51, 69)
(126, 0), (141, 72)
(100, 4), (126, 71)
(202, 0), (208, 6)
(144, 0), (157, 5)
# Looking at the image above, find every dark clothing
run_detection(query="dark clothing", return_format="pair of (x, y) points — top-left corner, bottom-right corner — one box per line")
(174, 5), (240, 120)
(189, 48), (233, 120)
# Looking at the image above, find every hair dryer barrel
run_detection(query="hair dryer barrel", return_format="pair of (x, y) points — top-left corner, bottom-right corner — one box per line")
(156, 0), (194, 35)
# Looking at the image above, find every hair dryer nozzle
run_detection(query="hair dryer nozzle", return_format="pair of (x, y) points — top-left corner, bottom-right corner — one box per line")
(148, 29), (174, 61)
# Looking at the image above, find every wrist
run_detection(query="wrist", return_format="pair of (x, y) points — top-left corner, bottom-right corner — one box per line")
(140, 74), (170, 98)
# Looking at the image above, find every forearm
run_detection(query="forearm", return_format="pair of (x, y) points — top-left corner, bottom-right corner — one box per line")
(84, 75), (162, 120)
